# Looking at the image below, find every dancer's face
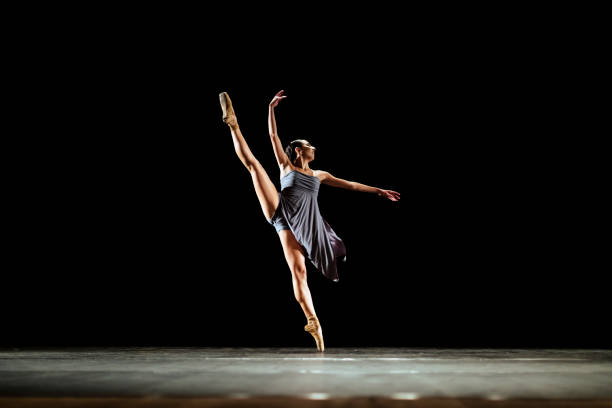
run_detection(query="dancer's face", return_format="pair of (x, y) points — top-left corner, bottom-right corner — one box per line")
(298, 141), (316, 162)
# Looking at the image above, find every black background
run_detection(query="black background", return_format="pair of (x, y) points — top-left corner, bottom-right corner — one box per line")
(3, 13), (607, 349)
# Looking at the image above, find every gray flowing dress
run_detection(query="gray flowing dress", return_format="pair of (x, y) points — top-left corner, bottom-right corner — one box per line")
(268, 170), (347, 282)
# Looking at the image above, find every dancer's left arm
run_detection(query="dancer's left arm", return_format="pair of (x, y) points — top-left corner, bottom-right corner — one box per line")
(317, 171), (400, 201)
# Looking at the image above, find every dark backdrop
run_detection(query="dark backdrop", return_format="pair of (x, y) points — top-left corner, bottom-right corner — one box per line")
(3, 21), (606, 349)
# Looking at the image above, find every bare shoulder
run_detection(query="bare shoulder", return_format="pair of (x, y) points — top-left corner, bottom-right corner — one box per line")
(313, 169), (330, 182)
(313, 170), (353, 189)
(280, 164), (294, 179)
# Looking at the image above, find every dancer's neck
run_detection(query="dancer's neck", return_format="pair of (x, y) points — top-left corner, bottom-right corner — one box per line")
(293, 160), (311, 171)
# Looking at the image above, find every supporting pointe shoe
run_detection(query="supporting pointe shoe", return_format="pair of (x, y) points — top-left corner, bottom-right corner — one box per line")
(304, 316), (325, 352)
(219, 92), (238, 128)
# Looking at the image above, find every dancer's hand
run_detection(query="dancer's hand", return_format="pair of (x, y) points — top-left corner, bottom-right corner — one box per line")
(377, 189), (401, 201)
(269, 90), (287, 108)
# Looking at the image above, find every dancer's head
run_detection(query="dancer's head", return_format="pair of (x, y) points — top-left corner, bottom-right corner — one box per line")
(285, 139), (316, 165)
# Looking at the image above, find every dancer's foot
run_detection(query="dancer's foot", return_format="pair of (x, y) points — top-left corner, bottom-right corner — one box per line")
(304, 315), (325, 352)
(219, 92), (238, 128)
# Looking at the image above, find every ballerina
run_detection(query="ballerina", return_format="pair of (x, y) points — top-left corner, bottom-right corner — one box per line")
(219, 90), (400, 352)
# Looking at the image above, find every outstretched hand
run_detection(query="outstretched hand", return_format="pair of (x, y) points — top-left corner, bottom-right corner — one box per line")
(269, 90), (287, 108)
(378, 189), (401, 202)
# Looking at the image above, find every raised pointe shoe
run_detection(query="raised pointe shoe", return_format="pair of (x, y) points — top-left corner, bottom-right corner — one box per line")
(219, 92), (238, 128)
(304, 316), (325, 352)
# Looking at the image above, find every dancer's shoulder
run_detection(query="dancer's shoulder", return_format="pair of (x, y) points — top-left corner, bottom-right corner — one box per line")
(313, 170), (327, 180)
(280, 164), (294, 179)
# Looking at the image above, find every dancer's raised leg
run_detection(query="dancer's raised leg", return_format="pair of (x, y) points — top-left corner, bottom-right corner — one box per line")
(220, 92), (279, 220)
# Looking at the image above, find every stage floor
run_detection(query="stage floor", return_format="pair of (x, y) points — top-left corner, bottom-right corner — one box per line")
(1, 347), (611, 407)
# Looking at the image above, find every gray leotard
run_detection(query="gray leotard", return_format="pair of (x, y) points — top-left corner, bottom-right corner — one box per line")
(268, 170), (347, 282)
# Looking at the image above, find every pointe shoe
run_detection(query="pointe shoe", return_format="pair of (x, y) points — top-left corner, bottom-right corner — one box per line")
(219, 92), (238, 128)
(304, 316), (325, 352)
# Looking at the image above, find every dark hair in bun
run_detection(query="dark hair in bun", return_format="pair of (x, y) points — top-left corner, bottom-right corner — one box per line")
(284, 140), (305, 164)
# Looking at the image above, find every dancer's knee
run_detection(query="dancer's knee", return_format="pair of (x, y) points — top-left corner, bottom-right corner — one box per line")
(247, 159), (263, 174)
(231, 143), (257, 171)
(291, 264), (307, 281)
(246, 162), (257, 173)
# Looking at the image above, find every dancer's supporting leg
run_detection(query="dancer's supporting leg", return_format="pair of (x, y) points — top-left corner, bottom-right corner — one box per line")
(278, 230), (318, 318)
(279, 229), (324, 351)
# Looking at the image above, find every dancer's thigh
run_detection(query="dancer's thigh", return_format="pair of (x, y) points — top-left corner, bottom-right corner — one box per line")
(278, 229), (307, 277)
(249, 160), (279, 221)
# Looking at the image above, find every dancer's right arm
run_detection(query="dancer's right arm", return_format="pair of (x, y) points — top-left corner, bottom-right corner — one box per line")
(269, 90), (289, 169)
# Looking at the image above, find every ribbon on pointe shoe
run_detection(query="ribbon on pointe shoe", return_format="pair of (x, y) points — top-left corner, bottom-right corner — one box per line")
(304, 316), (320, 333)
(304, 316), (324, 351)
